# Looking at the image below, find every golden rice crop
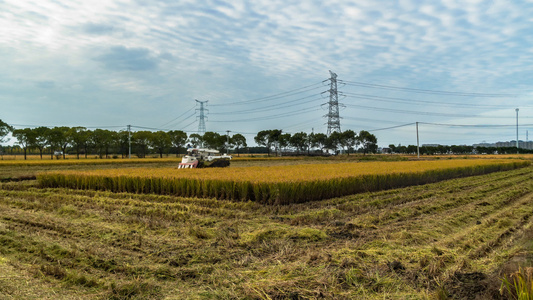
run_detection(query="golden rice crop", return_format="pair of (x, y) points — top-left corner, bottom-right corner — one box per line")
(38, 159), (529, 204)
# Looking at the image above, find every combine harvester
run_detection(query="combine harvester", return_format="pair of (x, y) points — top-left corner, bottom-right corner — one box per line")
(178, 148), (232, 169)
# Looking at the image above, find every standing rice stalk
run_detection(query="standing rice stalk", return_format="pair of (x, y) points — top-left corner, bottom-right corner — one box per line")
(37, 159), (530, 204)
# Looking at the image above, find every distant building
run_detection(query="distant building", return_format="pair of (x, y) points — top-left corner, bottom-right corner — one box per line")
(473, 140), (533, 150)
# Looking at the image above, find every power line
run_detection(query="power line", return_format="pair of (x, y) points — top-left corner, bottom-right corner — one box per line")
(182, 119), (198, 131)
(343, 116), (414, 125)
(158, 105), (196, 128)
(210, 107), (321, 123)
(283, 117), (324, 133)
(209, 82), (324, 107)
(419, 122), (533, 128)
(342, 92), (528, 109)
(163, 112), (196, 130)
(210, 95), (323, 115)
(344, 103), (528, 119)
(340, 80), (518, 97)
(367, 123), (416, 132)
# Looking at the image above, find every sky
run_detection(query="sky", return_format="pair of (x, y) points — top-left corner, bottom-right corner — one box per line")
(1, 0), (533, 147)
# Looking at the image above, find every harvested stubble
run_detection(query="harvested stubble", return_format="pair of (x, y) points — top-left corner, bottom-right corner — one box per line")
(37, 159), (529, 204)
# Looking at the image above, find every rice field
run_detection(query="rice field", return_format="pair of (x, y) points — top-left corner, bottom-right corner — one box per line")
(0, 157), (532, 299)
(38, 159), (529, 204)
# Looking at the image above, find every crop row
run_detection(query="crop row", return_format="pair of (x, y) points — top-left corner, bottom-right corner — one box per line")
(2, 166), (533, 298)
(37, 159), (529, 204)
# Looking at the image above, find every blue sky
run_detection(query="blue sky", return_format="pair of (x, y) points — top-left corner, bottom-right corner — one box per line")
(1, 0), (533, 147)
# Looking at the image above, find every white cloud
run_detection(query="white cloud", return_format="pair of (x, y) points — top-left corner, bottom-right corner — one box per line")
(1, 0), (533, 145)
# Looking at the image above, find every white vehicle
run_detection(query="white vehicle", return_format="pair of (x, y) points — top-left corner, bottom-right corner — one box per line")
(178, 148), (232, 169)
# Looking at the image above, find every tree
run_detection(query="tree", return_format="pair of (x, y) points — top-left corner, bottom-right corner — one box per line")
(32, 127), (50, 159)
(254, 130), (271, 156)
(115, 130), (130, 158)
(202, 132), (225, 151)
(406, 145), (417, 154)
(289, 132), (308, 154)
(188, 133), (203, 148)
(306, 132), (313, 155)
(311, 133), (327, 153)
(357, 130), (378, 155)
(278, 133), (291, 155)
(133, 131), (153, 158)
(47, 127), (70, 159)
(325, 131), (342, 154)
(150, 131), (172, 158)
(0, 120), (13, 159)
(0, 119), (12, 144)
(268, 130), (282, 155)
(231, 133), (247, 156)
(82, 129), (94, 158)
(437, 145), (449, 155)
(69, 127), (88, 159)
(388, 144), (397, 153)
(168, 130), (187, 157)
(397, 145), (407, 154)
(91, 129), (114, 158)
(341, 130), (358, 155)
(12, 128), (35, 160)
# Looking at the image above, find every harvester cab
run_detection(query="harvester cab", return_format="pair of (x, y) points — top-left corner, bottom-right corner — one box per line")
(178, 148), (232, 169)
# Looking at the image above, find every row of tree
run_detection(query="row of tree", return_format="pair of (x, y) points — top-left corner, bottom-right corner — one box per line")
(254, 129), (378, 156)
(0, 120), (380, 159)
(4, 120), (528, 158)
(10, 127), (195, 159)
(388, 144), (476, 155)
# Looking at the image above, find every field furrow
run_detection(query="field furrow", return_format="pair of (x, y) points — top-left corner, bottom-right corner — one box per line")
(0, 162), (531, 299)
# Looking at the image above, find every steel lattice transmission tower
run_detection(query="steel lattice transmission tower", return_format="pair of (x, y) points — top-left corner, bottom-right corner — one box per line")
(324, 70), (342, 136)
(196, 100), (208, 134)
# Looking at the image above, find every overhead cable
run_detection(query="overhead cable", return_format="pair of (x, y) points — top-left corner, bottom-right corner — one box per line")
(342, 93), (528, 109)
(367, 123), (417, 132)
(340, 80), (518, 97)
(158, 105), (196, 128)
(209, 82), (324, 107)
(344, 103), (525, 119)
(210, 95), (323, 115)
(210, 107), (320, 123)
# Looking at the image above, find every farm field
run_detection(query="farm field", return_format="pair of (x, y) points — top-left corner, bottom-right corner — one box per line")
(0, 157), (532, 299)
(37, 159), (528, 204)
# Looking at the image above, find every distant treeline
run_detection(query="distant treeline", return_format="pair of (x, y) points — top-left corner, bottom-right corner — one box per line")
(0, 123), (379, 159)
(388, 144), (533, 155)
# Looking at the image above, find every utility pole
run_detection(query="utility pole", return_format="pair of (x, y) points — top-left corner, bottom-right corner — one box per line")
(127, 124), (131, 159)
(416, 122), (420, 159)
(196, 100), (208, 135)
(226, 130), (231, 154)
(324, 71), (342, 136)
(309, 127), (314, 155)
(516, 108), (520, 154)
